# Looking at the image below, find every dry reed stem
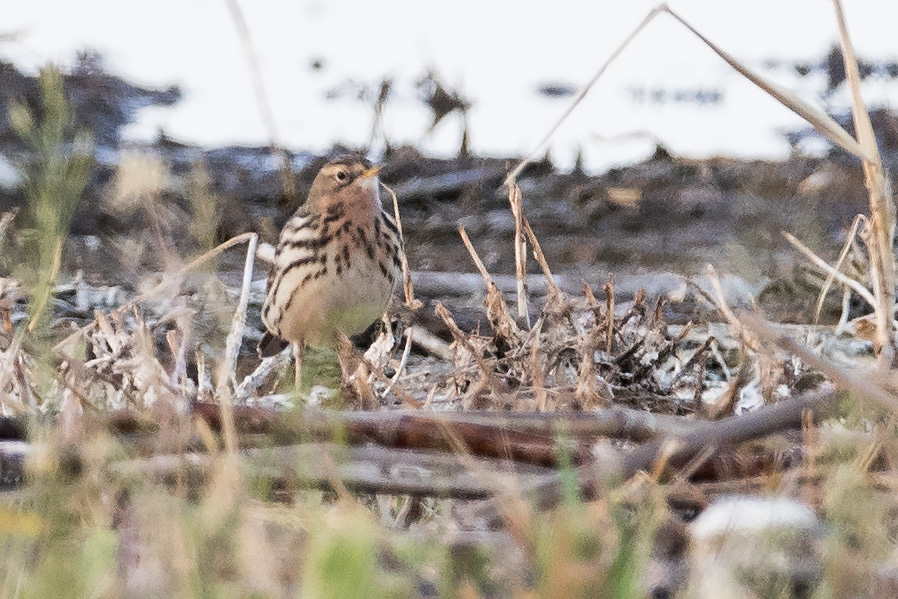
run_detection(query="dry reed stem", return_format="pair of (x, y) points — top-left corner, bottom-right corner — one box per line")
(662, 6), (874, 162)
(457, 224), (519, 339)
(216, 232), (259, 399)
(604, 277), (614, 353)
(814, 215), (865, 323)
(742, 313), (898, 414)
(507, 183), (530, 326)
(831, 0), (897, 366)
(381, 182), (422, 310)
(782, 231), (877, 309)
(504, 6), (664, 184)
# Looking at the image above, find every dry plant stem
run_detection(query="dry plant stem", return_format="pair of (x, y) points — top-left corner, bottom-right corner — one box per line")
(504, 6), (664, 184)
(783, 231), (877, 309)
(404, 325), (453, 361)
(743, 313), (898, 414)
(831, 0), (897, 366)
(706, 264), (759, 351)
(224, 0), (295, 200)
(522, 217), (561, 301)
(604, 278), (614, 353)
(216, 232), (259, 398)
(381, 183), (421, 310)
(383, 328), (413, 397)
(662, 6), (874, 162)
(507, 183), (530, 326)
(814, 215), (864, 323)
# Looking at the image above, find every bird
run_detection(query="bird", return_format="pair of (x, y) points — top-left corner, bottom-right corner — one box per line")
(259, 156), (403, 388)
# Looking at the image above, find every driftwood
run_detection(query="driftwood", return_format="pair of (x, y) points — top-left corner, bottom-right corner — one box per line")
(114, 442), (556, 500)
(0, 390), (845, 504)
(526, 388), (843, 510)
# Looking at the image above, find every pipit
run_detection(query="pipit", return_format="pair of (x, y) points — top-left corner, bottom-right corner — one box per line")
(259, 156), (402, 386)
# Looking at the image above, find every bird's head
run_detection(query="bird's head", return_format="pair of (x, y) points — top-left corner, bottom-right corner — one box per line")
(306, 156), (381, 215)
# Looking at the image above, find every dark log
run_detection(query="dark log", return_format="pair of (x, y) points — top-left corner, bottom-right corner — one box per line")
(525, 388), (843, 510)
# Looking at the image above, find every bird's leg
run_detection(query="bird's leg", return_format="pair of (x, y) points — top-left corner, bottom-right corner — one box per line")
(293, 341), (304, 393)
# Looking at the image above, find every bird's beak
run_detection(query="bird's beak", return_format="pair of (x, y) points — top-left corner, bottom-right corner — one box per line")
(360, 166), (381, 178)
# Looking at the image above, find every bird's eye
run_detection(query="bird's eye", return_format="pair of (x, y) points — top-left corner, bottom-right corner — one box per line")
(335, 170), (348, 181)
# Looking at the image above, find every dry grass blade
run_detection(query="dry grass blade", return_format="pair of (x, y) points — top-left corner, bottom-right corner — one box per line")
(507, 183), (530, 326)
(782, 230), (877, 309)
(831, 0), (897, 366)
(814, 215), (864, 324)
(504, 5), (664, 185)
(661, 6), (874, 163)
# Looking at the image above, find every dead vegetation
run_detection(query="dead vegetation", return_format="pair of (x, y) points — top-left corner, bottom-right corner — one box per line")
(1, 1), (898, 597)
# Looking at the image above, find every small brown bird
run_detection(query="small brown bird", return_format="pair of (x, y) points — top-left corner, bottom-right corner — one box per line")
(259, 156), (402, 384)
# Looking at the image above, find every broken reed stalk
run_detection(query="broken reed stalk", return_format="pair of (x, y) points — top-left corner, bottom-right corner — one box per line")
(522, 217), (562, 303)
(507, 182), (530, 326)
(831, 0), (897, 367)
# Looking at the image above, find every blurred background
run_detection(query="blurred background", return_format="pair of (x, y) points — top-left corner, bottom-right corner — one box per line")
(5, 0), (898, 168)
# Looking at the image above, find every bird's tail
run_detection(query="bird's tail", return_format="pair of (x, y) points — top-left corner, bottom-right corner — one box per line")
(257, 331), (290, 358)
